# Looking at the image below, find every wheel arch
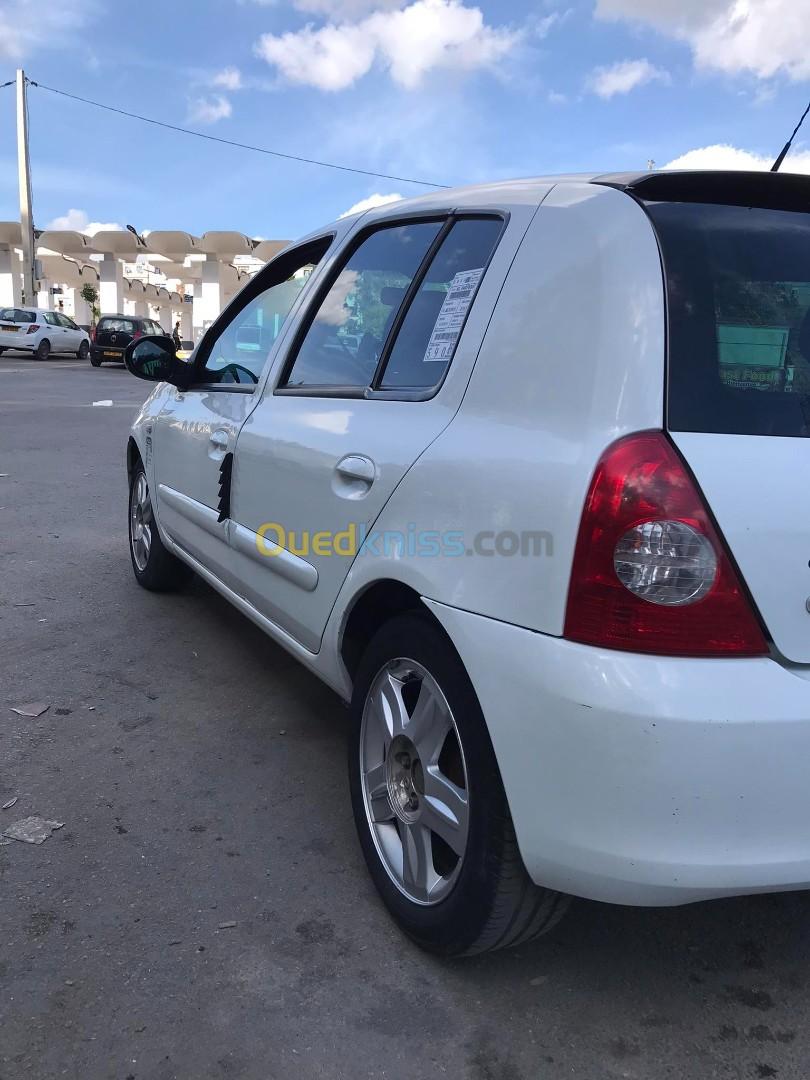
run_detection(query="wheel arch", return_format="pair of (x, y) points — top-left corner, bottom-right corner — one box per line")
(126, 437), (142, 484)
(339, 578), (450, 684)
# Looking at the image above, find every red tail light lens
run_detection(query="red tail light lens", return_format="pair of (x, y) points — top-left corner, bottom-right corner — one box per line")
(26, 324), (39, 334)
(564, 431), (768, 657)
(91, 325), (97, 343)
(132, 329), (142, 341)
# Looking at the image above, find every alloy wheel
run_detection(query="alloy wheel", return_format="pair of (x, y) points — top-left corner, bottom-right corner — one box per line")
(130, 472), (153, 572)
(359, 658), (470, 905)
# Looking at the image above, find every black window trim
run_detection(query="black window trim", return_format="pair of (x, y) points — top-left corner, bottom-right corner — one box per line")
(181, 233), (336, 395)
(274, 209), (507, 401)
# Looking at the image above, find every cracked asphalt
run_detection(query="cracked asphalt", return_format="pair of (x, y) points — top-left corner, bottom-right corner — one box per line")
(2, 354), (810, 1080)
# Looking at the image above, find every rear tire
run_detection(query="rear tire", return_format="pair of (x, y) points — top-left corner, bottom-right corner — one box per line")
(348, 612), (569, 956)
(77, 341), (89, 360)
(90, 354), (102, 367)
(34, 339), (50, 361)
(129, 462), (193, 592)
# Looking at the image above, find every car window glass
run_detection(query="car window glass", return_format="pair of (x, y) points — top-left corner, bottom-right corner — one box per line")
(43, 312), (59, 326)
(197, 241), (327, 386)
(283, 221), (443, 389)
(379, 218), (502, 390)
(98, 318), (136, 333)
(649, 201), (810, 437)
(0, 308), (35, 322)
(56, 314), (73, 329)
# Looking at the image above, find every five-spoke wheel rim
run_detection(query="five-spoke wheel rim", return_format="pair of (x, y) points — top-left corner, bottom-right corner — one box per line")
(130, 472), (153, 572)
(360, 658), (469, 906)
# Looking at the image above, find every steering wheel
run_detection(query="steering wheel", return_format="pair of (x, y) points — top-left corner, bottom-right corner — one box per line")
(217, 362), (259, 385)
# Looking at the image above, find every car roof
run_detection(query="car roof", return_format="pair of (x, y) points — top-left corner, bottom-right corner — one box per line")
(318, 168), (810, 230)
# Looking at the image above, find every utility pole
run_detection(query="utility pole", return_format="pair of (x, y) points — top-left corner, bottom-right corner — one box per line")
(16, 68), (36, 305)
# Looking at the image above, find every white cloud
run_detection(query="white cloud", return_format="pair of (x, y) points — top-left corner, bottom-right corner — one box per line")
(0, 0), (97, 60)
(46, 209), (124, 235)
(187, 94), (233, 124)
(255, 0), (520, 91)
(212, 66), (243, 90)
(296, 0), (404, 14)
(339, 192), (404, 218)
(587, 58), (669, 98)
(664, 143), (810, 173)
(596, 0), (810, 82)
(547, 90), (568, 105)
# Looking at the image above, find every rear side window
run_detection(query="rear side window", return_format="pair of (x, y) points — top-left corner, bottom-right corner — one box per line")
(648, 201), (810, 437)
(380, 217), (503, 390)
(283, 221), (443, 388)
(282, 216), (503, 392)
(98, 318), (136, 333)
(0, 308), (35, 322)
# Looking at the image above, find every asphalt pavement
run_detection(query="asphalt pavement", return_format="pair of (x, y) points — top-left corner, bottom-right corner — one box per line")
(2, 353), (810, 1080)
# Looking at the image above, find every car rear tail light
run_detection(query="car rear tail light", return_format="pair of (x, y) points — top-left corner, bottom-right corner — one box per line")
(91, 325), (97, 343)
(132, 329), (142, 341)
(564, 431), (768, 657)
(26, 324), (39, 334)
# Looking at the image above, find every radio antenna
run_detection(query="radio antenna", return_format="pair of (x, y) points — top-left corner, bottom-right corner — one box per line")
(771, 98), (810, 172)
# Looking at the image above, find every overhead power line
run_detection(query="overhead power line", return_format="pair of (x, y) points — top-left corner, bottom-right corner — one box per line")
(28, 79), (450, 189)
(0, 79), (15, 89)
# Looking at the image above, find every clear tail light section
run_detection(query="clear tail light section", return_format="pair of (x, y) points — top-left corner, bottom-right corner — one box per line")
(26, 324), (39, 334)
(564, 431), (768, 657)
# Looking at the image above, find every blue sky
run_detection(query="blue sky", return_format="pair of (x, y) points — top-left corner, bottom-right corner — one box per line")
(0, 0), (809, 242)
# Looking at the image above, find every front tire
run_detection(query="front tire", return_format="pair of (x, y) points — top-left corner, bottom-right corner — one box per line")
(348, 612), (569, 956)
(128, 464), (192, 592)
(34, 339), (50, 361)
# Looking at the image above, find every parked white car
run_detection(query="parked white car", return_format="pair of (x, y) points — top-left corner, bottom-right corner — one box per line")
(123, 169), (810, 955)
(0, 306), (90, 361)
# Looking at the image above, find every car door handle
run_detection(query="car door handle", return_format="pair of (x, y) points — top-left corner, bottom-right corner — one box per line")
(209, 430), (229, 450)
(335, 455), (376, 484)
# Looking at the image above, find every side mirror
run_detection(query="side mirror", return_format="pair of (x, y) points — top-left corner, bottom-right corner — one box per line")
(124, 335), (189, 387)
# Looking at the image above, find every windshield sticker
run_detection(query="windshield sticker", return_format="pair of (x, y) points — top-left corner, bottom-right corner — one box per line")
(423, 268), (484, 362)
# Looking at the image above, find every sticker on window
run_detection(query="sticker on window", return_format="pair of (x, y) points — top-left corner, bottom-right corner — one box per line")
(423, 268), (484, 362)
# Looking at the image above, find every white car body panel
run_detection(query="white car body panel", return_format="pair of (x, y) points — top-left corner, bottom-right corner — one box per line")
(671, 431), (810, 665)
(229, 199), (544, 650)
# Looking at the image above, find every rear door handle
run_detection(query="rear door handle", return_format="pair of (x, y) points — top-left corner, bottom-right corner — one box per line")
(335, 455), (376, 484)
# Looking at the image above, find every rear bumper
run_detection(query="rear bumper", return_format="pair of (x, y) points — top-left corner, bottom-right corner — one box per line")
(91, 346), (124, 361)
(426, 599), (810, 906)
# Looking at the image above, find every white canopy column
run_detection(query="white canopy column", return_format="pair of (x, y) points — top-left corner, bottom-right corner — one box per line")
(193, 255), (225, 338)
(0, 247), (21, 307)
(0, 224), (22, 307)
(99, 254), (123, 316)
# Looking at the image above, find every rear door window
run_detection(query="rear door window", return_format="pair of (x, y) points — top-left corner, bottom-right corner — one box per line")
(647, 201), (810, 437)
(282, 221), (443, 389)
(379, 217), (503, 390)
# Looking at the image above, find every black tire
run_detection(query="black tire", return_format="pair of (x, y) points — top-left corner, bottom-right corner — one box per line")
(90, 354), (102, 367)
(34, 339), (50, 361)
(348, 612), (569, 957)
(128, 462), (193, 592)
(77, 340), (90, 360)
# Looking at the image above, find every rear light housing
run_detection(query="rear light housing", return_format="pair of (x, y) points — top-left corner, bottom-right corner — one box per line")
(132, 329), (142, 341)
(26, 324), (39, 334)
(564, 431), (768, 657)
(90, 325), (97, 343)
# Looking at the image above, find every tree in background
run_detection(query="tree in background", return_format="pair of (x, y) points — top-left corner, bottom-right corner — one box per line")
(80, 283), (100, 326)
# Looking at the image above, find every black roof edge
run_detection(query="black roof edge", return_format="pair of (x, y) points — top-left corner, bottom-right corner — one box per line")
(593, 169), (810, 211)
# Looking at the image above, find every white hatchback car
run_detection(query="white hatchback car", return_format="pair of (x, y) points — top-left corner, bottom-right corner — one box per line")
(0, 306), (90, 361)
(124, 170), (810, 955)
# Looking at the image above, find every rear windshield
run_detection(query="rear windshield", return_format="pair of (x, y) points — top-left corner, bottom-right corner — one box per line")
(0, 308), (35, 323)
(98, 318), (136, 333)
(647, 201), (810, 438)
